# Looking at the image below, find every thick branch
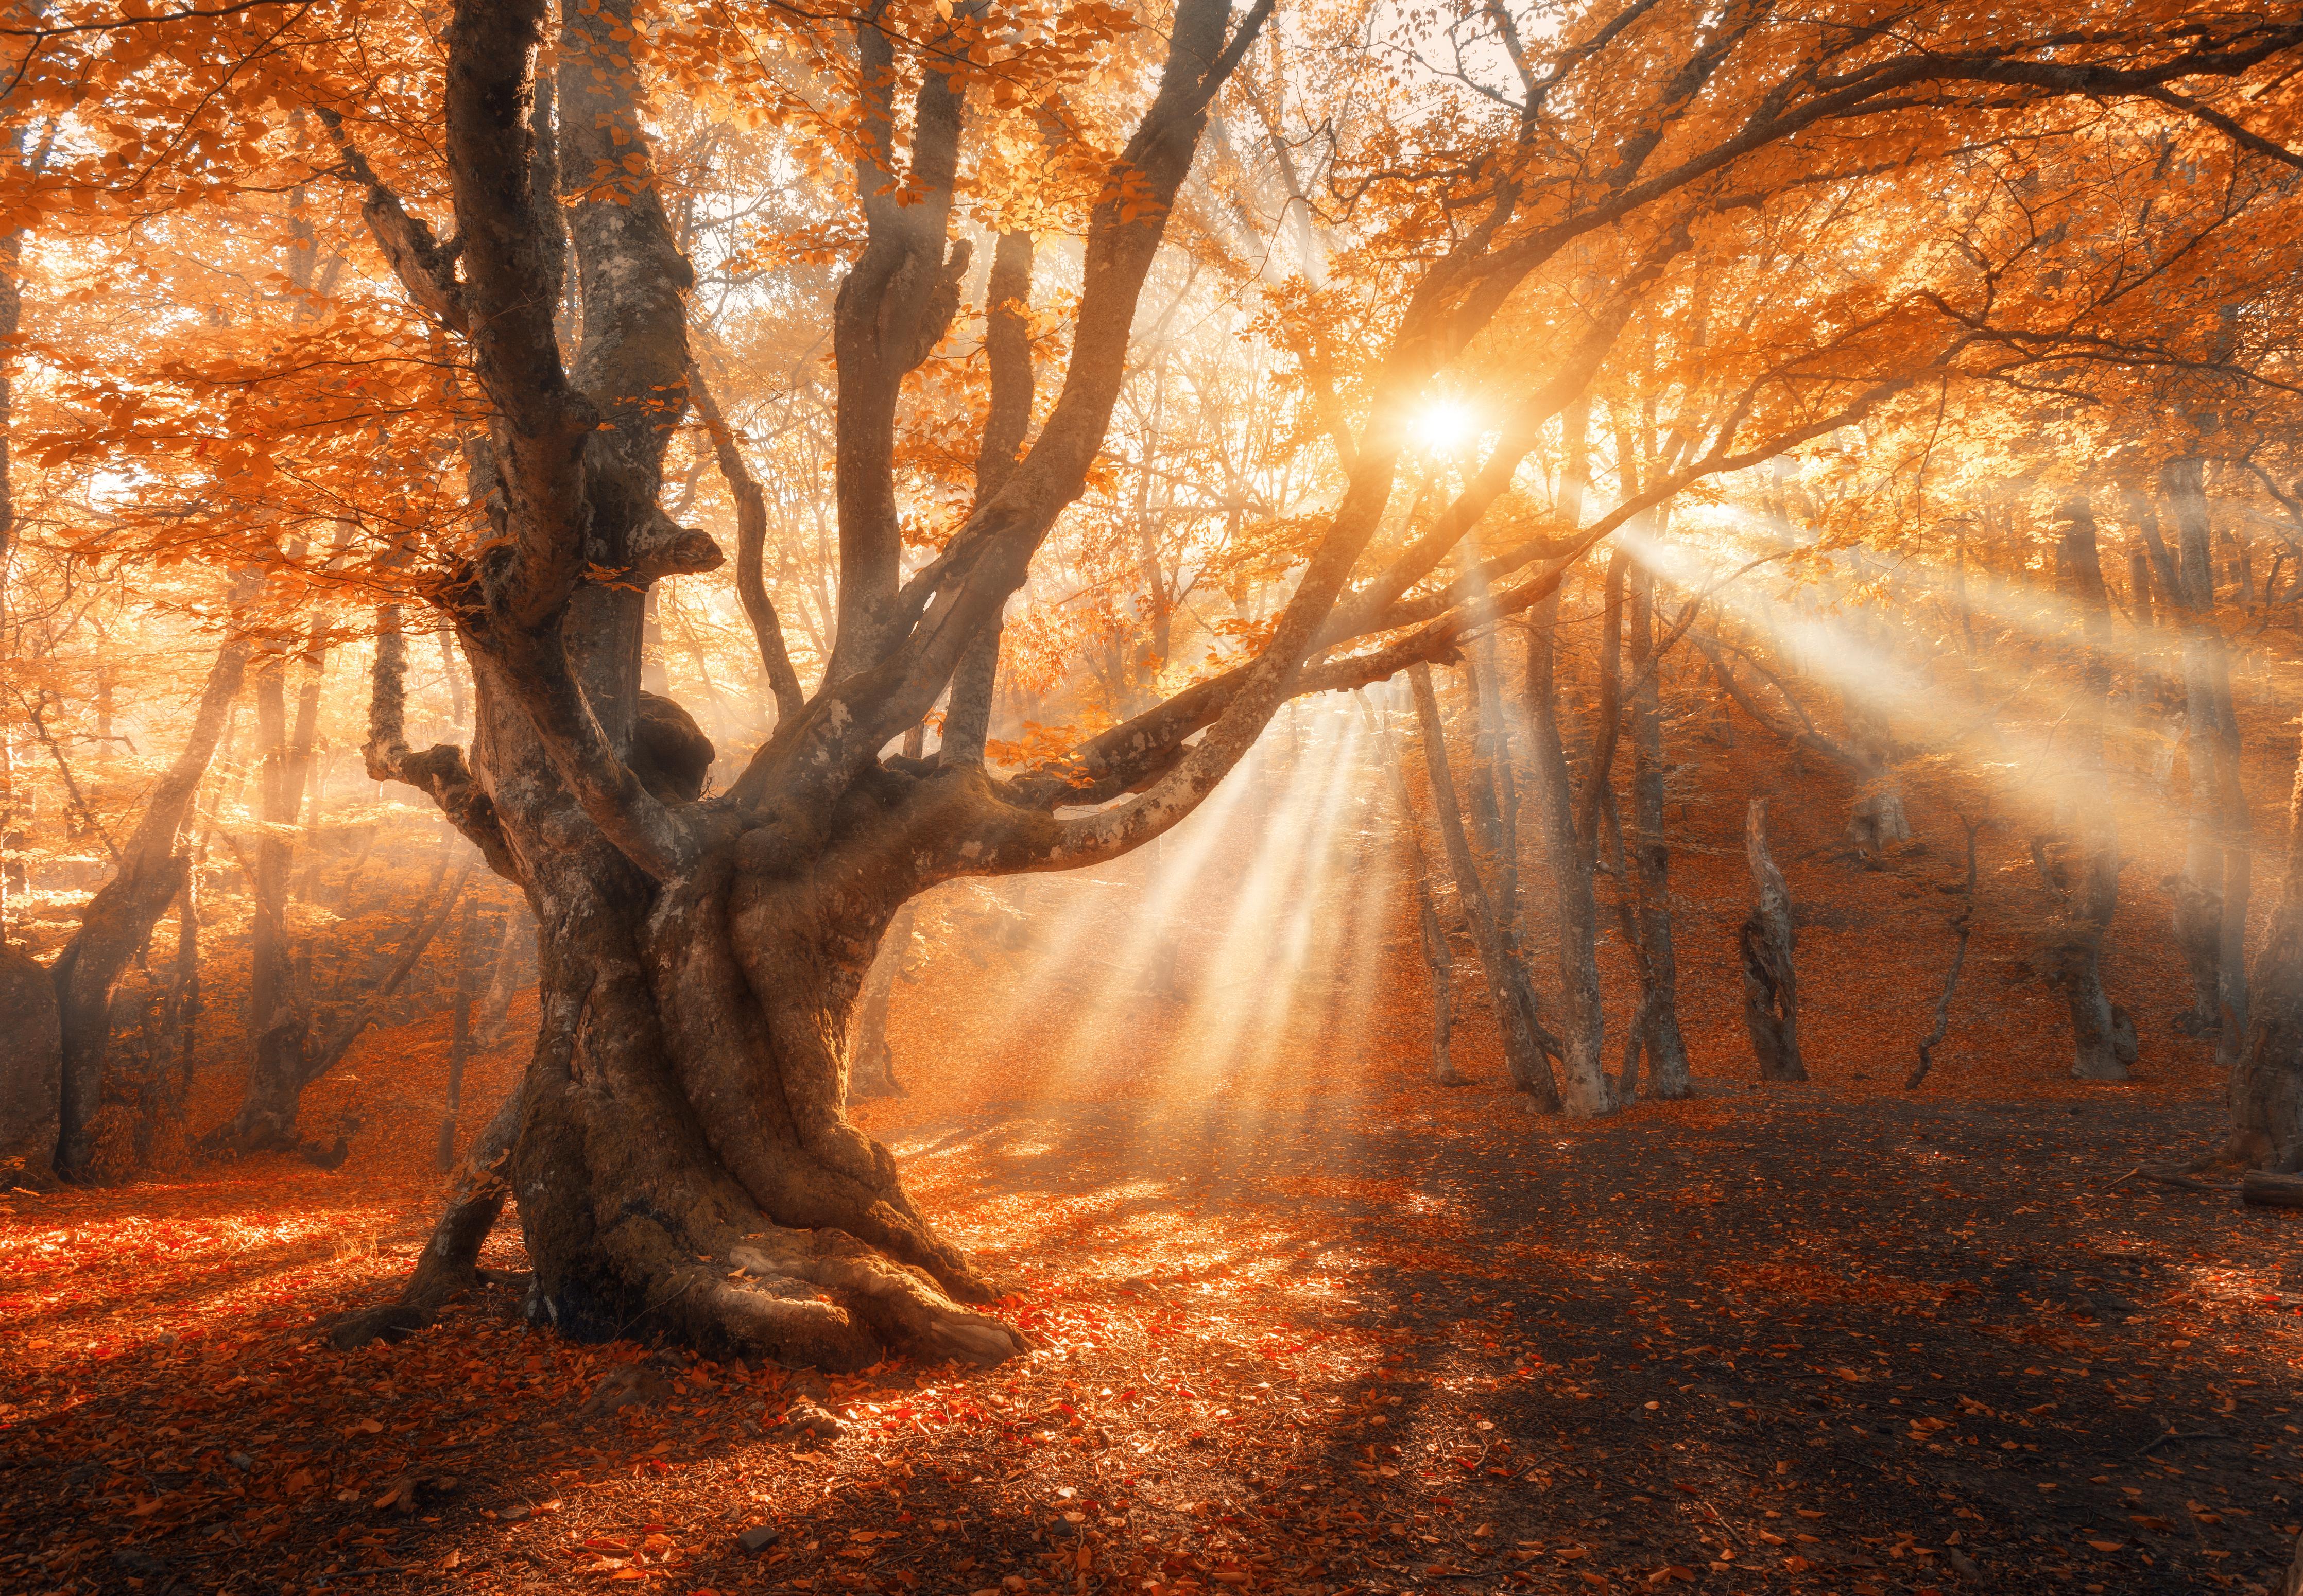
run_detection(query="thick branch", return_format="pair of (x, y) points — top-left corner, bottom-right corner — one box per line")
(443, 0), (593, 627)
(364, 606), (520, 880)
(315, 108), (470, 335)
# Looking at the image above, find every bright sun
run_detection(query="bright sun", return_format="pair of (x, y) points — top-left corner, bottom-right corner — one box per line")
(1413, 399), (1476, 450)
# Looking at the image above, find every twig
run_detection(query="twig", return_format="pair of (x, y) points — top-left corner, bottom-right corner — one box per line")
(2135, 1428), (2227, 1458)
(608, 1275), (695, 1342)
(18, 687), (120, 863)
(2139, 1171), (2239, 1193)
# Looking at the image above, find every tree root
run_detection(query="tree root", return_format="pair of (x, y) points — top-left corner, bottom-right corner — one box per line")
(563, 1211), (1027, 1372)
(323, 1087), (522, 1351)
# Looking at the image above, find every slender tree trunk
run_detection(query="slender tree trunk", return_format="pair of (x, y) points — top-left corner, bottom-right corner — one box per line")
(2229, 730), (2303, 1170)
(2212, 630), (2252, 1065)
(2048, 495), (2133, 1081)
(1408, 664), (1562, 1109)
(1576, 550), (1628, 854)
(1906, 816), (1981, 1091)
(49, 626), (250, 1177)
(1625, 565), (1691, 1097)
(2162, 459), (2228, 1035)
(438, 895), (485, 1171)
(1523, 599), (1612, 1116)
(243, 655), (312, 1149)
(0, 942), (60, 1182)
(208, 855), (468, 1156)
(1415, 872), (1458, 1084)
(848, 905), (913, 1102)
(1740, 798), (1804, 1082)
(848, 724), (925, 1101)
(474, 906), (526, 1049)
(1361, 690), (1462, 1085)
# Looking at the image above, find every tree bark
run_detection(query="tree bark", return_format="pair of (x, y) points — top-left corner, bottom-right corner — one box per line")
(849, 723), (924, 1101)
(943, 229), (1037, 768)
(1740, 798), (1805, 1082)
(848, 904), (913, 1102)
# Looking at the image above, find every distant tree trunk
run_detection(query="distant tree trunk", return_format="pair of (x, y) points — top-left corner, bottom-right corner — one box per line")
(1523, 598), (1612, 1117)
(132, 864), (204, 1167)
(1740, 798), (1804, 1082)
(438, 895), (485, 1171)
(49, 626), (250, 1178)
(207, 857), (470, 1155)
(1463, 649), (1505, 857)
(473, 907), (527, 1049)
(2046, 494), (2133, 1082)
(243, 653), (312, 1151)
(1479, 626), (1522, 940)
(2212, 622), (2252, 1066)
(848, 905), (913, 1102)
(0, 944), (60, 1183)
(2162, 458), (2231, 1037)
(2229, 730), (2303, 1170)
(1408, 663), (1563, 1109)
(1625, 565), (1691, 1098)
(1361, 690), (1461, 1085)
(849, 723), (926, 1101)
(1905, 815), (1981, 1091)
(1413, 871), (1458, 1083)
(1575, 550), (1628, 854)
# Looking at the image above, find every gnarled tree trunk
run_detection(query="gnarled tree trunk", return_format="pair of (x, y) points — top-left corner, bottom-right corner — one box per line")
(326, 0), (1279, 1369)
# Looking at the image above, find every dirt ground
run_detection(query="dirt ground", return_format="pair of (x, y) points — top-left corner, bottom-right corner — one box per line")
(5, 1065), (2302, 1596)
(5, 702), (2302, 1595)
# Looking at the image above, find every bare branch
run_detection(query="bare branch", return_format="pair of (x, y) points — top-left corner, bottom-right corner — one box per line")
(690, 360), (804, 723)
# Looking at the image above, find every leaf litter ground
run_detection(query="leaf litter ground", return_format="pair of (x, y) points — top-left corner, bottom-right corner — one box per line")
(3, 741), (2301, 1596)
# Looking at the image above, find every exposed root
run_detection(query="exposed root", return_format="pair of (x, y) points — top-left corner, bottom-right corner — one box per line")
(321, 1087), (521, 1351)
(563, 1209), (1026, 1372)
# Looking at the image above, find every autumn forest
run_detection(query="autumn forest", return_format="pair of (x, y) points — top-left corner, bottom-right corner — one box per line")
(4, 0), (2303, 1591)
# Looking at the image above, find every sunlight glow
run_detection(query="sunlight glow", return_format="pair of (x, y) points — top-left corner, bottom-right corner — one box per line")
(1413, 399), (1477, 452)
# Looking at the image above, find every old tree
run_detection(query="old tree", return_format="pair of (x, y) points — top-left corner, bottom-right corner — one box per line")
(15, 0), (2303, 1367)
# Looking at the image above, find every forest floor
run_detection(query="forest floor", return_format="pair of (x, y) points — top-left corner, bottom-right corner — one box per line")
(5, 703), (2303, 1595)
